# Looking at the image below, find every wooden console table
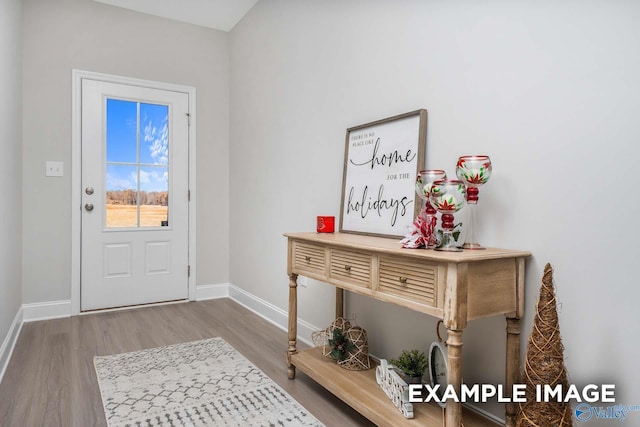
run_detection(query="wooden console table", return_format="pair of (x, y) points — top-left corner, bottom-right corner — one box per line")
(285, 232), (530, 427)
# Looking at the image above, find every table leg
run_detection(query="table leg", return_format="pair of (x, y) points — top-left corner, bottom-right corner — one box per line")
(445, 328), (463, 427)
(287, 273), (298, 379)
(505, 316), (521, 427)
(336, 288), (344, 319)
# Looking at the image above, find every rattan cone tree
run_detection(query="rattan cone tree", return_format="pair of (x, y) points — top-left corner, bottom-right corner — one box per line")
(517, 263), (573, 427)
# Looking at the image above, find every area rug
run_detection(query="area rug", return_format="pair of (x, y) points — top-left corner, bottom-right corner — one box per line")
(94, 337), (324, 427)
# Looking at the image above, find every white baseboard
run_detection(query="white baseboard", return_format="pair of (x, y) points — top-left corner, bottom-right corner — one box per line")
(228, 284), (319, 347)
(22, 300), (71, 322)
(197, 282), (319, 346)
(0, 307), (23, 384)
(195, 283), (230, 301)
(6, 284), (319, 367)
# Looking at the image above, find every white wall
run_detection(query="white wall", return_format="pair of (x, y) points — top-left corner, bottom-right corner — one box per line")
(21, 0), (230, 304)
(0, 0), (23, 349)
(230, 0), (640, 419)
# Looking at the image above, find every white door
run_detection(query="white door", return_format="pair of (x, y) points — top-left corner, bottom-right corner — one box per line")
(81, 79), (190, 311)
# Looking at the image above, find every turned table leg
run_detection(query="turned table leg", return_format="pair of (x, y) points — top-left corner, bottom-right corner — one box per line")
(506, 256), (525, 426)
(287, 273), (298, 379)
(446, 328), (463, 427)
(336, 288), (344, 319)
(505, 316), (521, 427)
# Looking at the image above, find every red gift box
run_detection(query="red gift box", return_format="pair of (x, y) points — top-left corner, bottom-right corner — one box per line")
(317, 216), (335, 233)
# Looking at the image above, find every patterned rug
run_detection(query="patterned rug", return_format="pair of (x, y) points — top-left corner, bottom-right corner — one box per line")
(94, 337), (324, 427)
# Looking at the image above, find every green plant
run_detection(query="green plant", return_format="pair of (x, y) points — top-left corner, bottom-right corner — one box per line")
(328, 328), (355, 362)
(390, 349), (429, 378)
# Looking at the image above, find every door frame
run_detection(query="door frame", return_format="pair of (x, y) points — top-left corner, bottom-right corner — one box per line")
(71, 69), (197, 315)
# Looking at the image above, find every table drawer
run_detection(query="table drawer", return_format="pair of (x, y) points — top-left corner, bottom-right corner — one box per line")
(330, 249), (371, 287)
(293, 242), (326, 275)
(379, 256), (437, 306)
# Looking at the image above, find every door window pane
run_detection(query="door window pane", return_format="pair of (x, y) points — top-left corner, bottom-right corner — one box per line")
(139, 166), (168, 227)
(106, 164), (138, 228)
(140, 103), (169, 165)
(105, 99), (169, 228)
(106, 99), (137, 163)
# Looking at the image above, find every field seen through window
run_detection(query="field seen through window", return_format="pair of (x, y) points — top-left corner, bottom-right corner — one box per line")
(106, 190), (168, 227)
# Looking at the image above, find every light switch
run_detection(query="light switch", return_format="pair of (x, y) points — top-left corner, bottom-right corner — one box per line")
(45, 161), (64, 177)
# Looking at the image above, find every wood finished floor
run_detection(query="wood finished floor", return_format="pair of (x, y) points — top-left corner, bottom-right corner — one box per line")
(0, 299), (375, 427)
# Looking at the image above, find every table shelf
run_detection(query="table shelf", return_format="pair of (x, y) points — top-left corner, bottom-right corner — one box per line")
(292, 347), (501, 427)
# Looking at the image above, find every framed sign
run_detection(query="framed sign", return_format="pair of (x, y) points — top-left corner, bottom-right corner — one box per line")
(340, 109), (427, 238)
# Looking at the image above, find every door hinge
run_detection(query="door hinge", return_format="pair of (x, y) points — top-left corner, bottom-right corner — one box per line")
(188, 190), (191, 201)
(188, 265), (191, 277)
(186, 112), (191, 127)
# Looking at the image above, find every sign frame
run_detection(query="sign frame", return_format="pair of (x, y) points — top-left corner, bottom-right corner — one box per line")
(339, 109), (427, 238)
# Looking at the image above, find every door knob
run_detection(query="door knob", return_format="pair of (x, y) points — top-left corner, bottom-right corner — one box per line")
(84, 203), (94, 211)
